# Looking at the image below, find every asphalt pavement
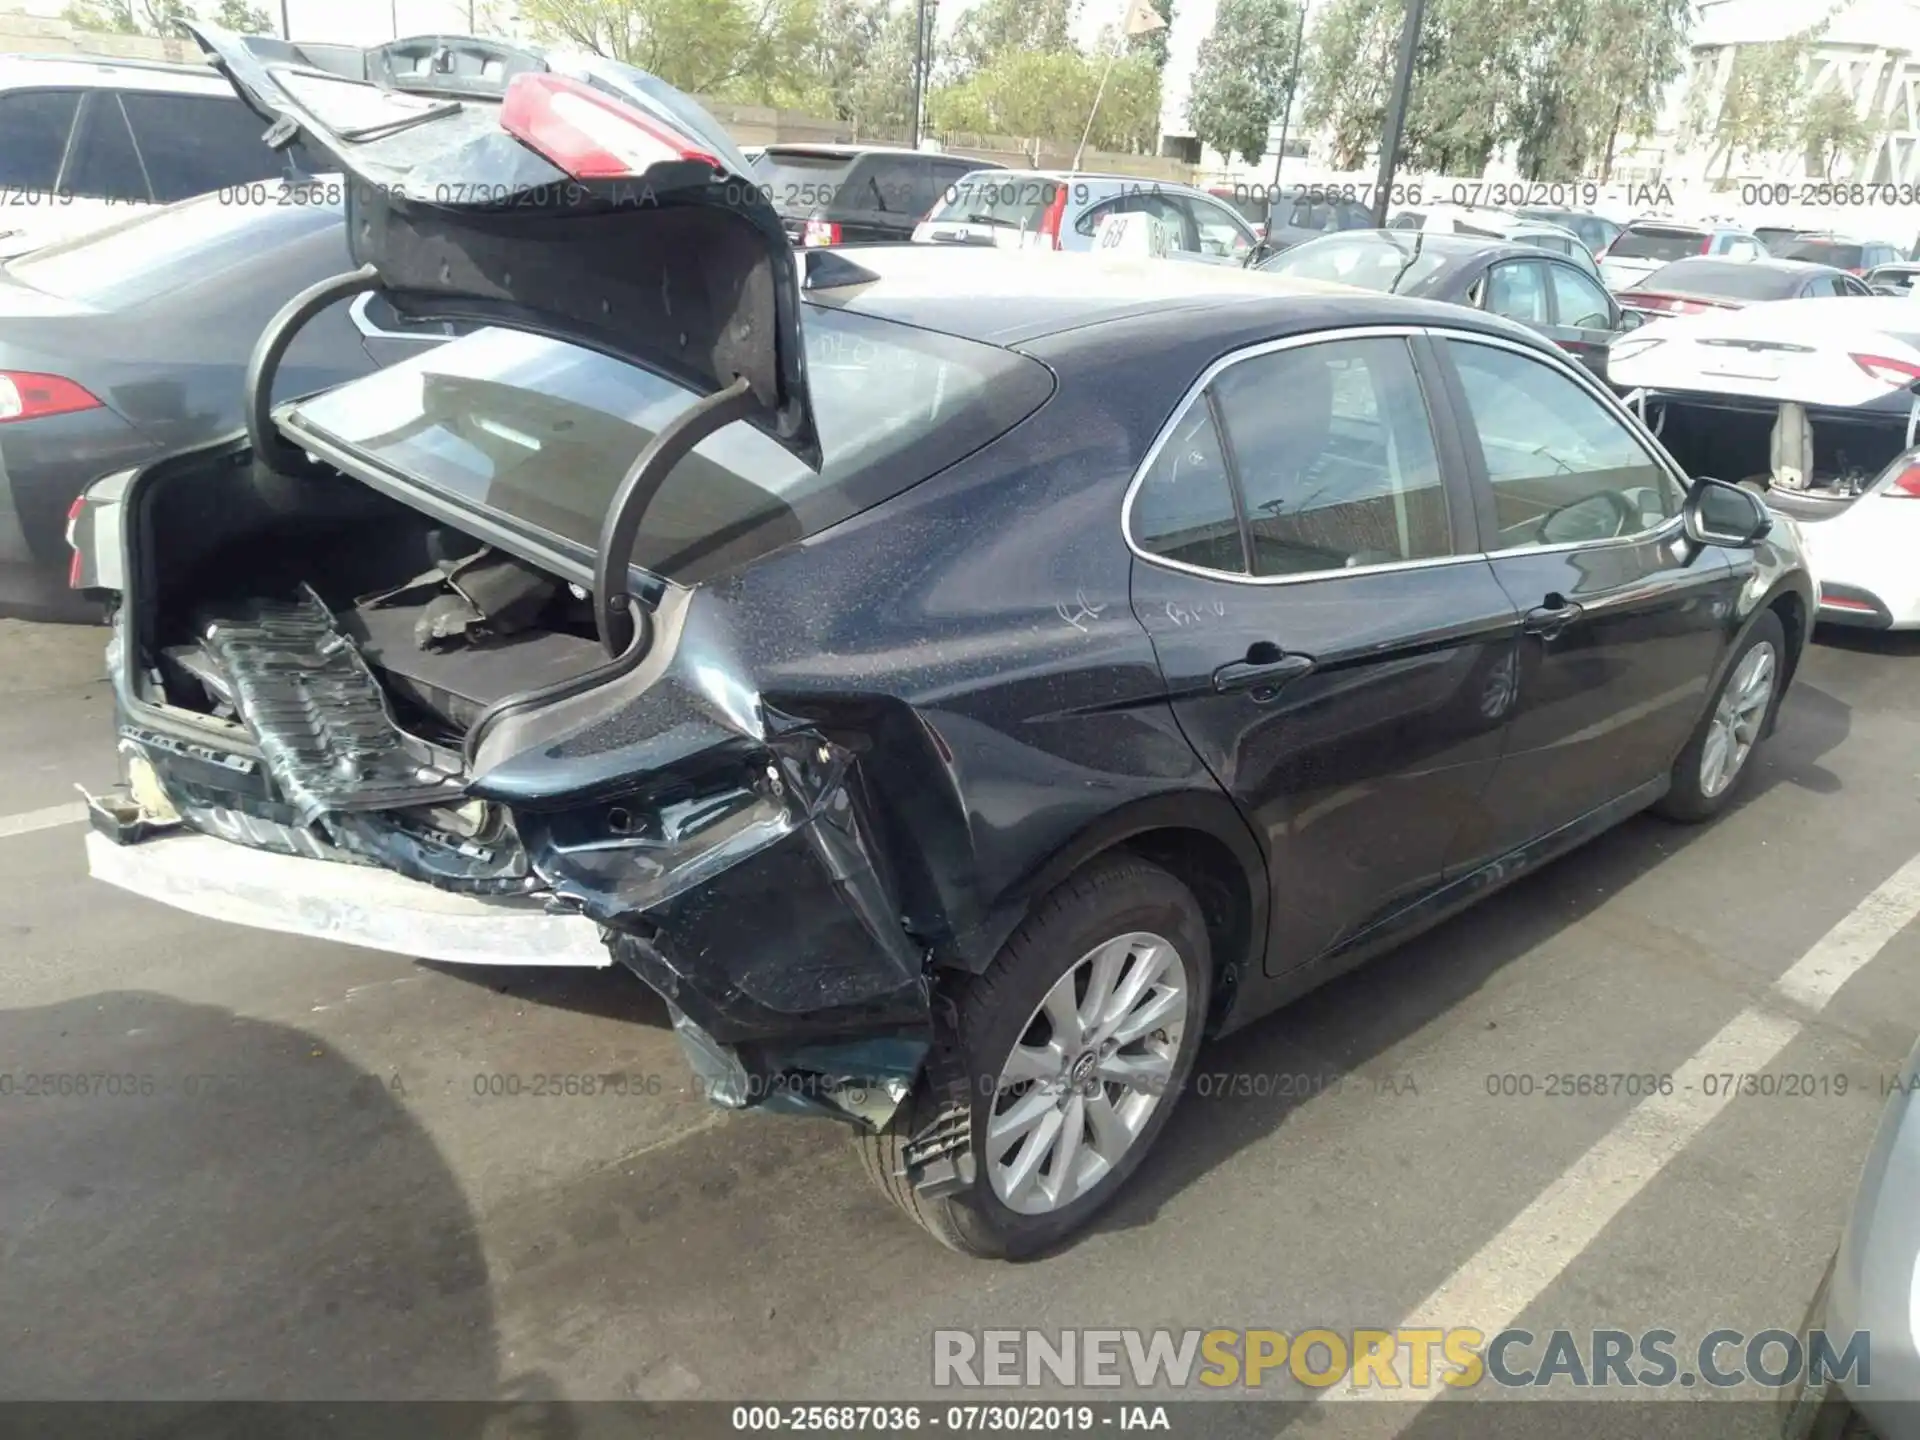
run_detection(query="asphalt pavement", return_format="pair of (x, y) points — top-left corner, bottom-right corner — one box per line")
(4, 615), (1920, 1438)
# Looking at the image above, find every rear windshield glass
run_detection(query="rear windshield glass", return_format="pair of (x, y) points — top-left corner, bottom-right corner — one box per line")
(925, 175), (1066, 231)
(288, 308), (1053, 586)
(751, 150), (858, 215)
(1609, 227), (1707, 261)
(1259, 235), (1451, 292)
(1635, 260), (1802, 300)
(1781, 240), (1864, 269)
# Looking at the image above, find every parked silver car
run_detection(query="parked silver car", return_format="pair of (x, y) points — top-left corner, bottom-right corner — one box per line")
(911, 170), (1259, 264)
(1783, 1033), (1920, 1439)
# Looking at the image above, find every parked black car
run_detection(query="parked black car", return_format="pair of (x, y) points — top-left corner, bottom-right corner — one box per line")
(1256, 229), (1641, 381)
(1614, 256), (1874, 318)
(0, 190), (397, 621)
(751, 143), (1001, 246)
(1260, 192), (1377, 254)
(80, 23), (1815, 1260)
(1513, 206), (1621, 255)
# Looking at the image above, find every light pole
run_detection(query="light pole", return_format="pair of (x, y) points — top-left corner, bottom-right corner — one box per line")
(909, 0), (930, 147)
(1269, 0), (1309, 191)
(1370, 0), (1425, 225)
(280, 0), (291, 38)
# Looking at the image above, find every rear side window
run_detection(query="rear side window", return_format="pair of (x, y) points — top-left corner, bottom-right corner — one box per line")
(836, 155), (922, 218)
(287, 307), (1054, 586)
(1609, 227), (1707, 262)
(1131, 399), (1246, 574)
(0, 89), (80, 190)
(1548, 265), (1612, 327)
(1216, 339), (1450, 577)
(121, 93), (284, 201)
(1132, 338), (1452, 579)
(1484, 261), (1549, 323)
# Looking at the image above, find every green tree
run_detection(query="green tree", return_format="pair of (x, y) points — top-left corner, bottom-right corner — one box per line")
(1507, 0), (1689, 180)
(1186, 0), (1301, 166)
(929, 49), (1158, 150)
(517, 0), (821, 100)
(944, 0), (1076, 81)
(1705, 30), (1814, 181)
(212, 0), (273, 31)
(1799, 85), (1873, 178)
(63, 0), (194, 34)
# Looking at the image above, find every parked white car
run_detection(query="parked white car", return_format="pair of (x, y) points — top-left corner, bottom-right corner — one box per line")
(1597, 218), (1767, 292)
(1608, 296), (1920, 628)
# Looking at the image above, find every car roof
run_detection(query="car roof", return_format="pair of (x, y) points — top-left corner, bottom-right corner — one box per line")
(1298, 229), (1548, 261)
(1646, 256), (1839, 276)
(760, 143), (998, 163)
(804, 243), (1547, 350)
(0, 53), (234, 94)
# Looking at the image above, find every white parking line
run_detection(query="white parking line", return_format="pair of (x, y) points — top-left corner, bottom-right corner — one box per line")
(1323, 849), (1920, 1418)
(0, 801), (88, 840)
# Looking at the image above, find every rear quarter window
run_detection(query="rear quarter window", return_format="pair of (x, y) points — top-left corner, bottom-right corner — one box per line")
(286, 307), (1056, 586)
(752, 150), (858, 216)
(0, 89), (80, 191)
(121, 92), (289, 201)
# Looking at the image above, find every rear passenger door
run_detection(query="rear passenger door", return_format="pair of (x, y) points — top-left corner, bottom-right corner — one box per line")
(1130, 332), (1520, 973)
(1432, 332), (1736, 859)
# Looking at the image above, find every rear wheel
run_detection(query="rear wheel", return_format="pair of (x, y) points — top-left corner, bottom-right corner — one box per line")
(857, 856), (1211, 1258)
(1655, 611), (1784, 822)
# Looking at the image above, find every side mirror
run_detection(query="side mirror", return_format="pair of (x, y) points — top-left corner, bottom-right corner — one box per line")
(1684, 477), (1772, 548)
(1617, 308), (1646, 332)
(1246, 241), (1274, 269)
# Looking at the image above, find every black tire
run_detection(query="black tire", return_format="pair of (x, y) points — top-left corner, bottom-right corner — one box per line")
(856, 855), (1212, 1259)
(1655, 610), (1786, 823)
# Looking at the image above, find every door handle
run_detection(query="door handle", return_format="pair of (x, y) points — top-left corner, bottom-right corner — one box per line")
(1522, 596), (1585, 638)
(1212, 651), (1316, 694)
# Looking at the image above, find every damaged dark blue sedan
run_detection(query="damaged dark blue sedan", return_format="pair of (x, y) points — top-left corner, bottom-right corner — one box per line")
(78, 23), (1815, 1258)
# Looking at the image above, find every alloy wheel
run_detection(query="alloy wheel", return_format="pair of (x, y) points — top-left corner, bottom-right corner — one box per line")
(986, 931), (1189, 1216)
(1700, 641), (1777, 799)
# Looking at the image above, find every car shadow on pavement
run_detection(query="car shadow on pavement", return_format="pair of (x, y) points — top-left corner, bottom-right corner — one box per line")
(413, 960), (676, 1032)
(0, 990), (573, 1432)
(1079, 675), (1853, 1253)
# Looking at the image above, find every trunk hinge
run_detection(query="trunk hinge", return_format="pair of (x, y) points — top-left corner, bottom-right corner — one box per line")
(592, 374), (757, 658)
(244, 264), (383, 472)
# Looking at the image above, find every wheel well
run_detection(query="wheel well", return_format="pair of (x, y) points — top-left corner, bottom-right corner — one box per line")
(1116, 827), (1256, 1028)
(1769, 591), (1806, 682)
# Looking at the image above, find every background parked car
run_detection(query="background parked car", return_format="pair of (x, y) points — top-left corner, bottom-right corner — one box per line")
(1260, 192), (1376, 254)
(0, 190), (421, 621)
(750, 144), (1000, 247)
(1513, 206), (1621, 255)
(1754, 225), (1825, 254)
(1866, 261), (1920, 296)
(1598, 219), (1767, 290)
(1615, 256), (1874, 318)
(1387, 205), (1602, 280)
(1206, 185), (1272, 240)
(0, 54), (317, 260)
(914, 172), (1258, 263)
(1773, 234), (1908, 276)
(1257, 229), (1637, 381)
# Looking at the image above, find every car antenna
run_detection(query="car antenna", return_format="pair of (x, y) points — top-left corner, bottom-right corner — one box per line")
(1387, 230), (1426, 293)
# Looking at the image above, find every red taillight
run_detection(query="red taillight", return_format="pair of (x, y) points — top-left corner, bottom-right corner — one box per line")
(1885, 463), (1920, 497)
(0, 371), (104, 424)
(65, 494), (86, 587)
(499, 72), (720, 180)
(1851, 352), (1920, 387)
(1698, 236), (1712, 254)
(1822, 594), (1879, 610)
(802, 218), (841, 247)
(1037, 184), (1068, 251)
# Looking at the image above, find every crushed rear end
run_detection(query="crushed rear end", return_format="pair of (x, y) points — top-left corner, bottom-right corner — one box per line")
(75, 22), (1012, 1144)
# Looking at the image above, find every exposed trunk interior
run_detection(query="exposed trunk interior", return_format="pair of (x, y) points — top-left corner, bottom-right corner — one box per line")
(135, 453), (610, 751)
(1652, 399), (1910, 514)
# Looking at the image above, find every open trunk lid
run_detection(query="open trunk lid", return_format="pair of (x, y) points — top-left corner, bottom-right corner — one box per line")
(184, 20), (820, 468)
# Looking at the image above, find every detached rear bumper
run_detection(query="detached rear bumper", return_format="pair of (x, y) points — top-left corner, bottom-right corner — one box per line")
(84, 826), (611, 967)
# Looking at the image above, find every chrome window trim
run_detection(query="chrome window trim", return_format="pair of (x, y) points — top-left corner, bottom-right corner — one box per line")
(1120, 322), (1693, 587)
